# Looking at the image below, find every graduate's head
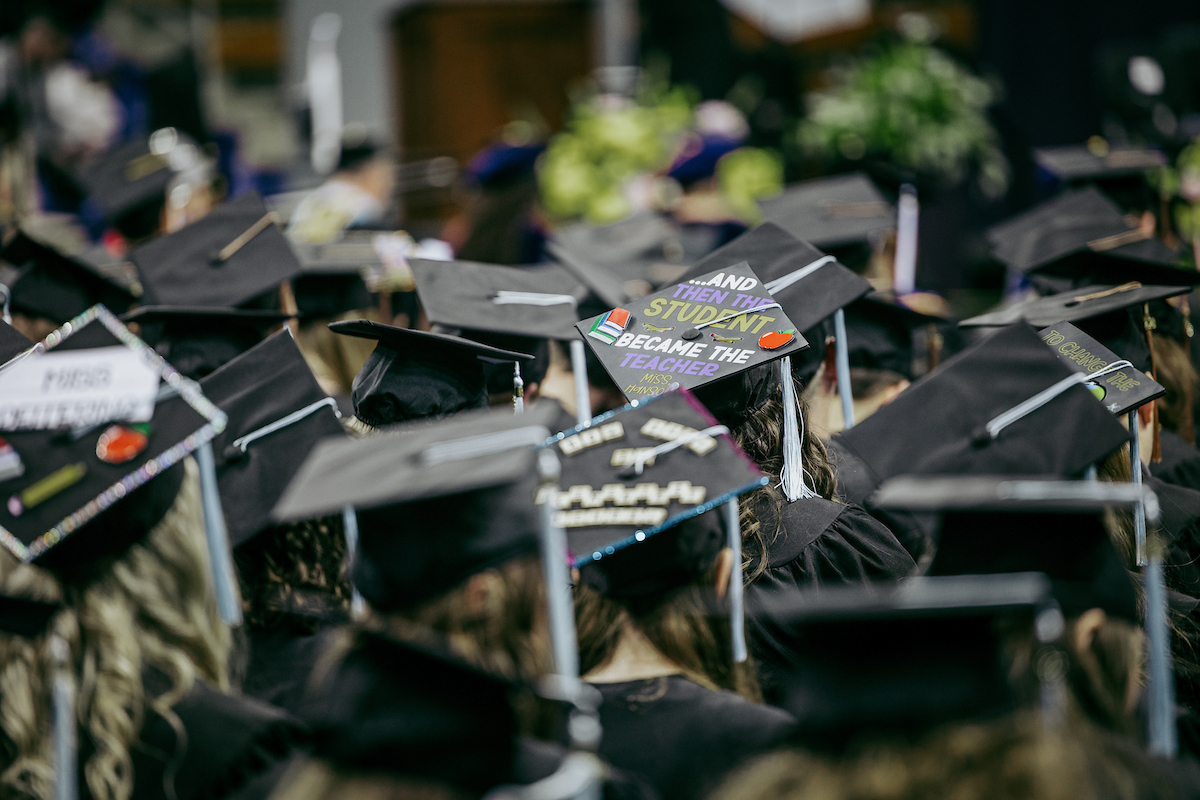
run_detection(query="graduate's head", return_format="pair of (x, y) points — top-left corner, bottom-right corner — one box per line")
(0, 460), (230, 800)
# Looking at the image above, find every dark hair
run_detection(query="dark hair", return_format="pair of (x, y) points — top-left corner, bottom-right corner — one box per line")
(575, 560), (762, 702)
(849, 366), (907, 400)
(233, 516), (351, 636)
(728, 369), (837, 581)
(1151, 335), (1198, 445)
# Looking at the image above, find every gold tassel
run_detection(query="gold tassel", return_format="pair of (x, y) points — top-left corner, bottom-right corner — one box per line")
(1145, 303), (1162, 462)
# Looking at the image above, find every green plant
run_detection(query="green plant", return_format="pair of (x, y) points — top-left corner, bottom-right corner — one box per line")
(795, 41), (1008, 197)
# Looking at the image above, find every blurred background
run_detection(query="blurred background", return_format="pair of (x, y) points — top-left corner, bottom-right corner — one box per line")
(4, 0), (1200, 314)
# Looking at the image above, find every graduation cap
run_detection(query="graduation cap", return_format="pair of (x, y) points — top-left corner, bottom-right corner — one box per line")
(550, 211), (687, 287)
(757, 172), (895, 252)
(129, 191), (302, 309)
(302, 631), (520, 793)
(541, 387), (765, 570)
(752, 572), (1060, 748)
(833, 323), (1130, 492)
(78, 127), (207, 225)
(289, 234), (378, 319)
(873, 475), (1146, 623)
(199, 330), (346, 548)
(120, 306), (290, 380)
(0, 320), (32, 366)
(1034, 144), (1167, 184)
(1, 229), (137, 323)
(273, 403), (559, 611)
(329, 319), (534, 427)
(961, 282), (1190, 332)
(1035, 321), (1164, 416)
(841, 293), (945, 379)
(0, 305), (226, 577)
(986, 187), (1194, 287)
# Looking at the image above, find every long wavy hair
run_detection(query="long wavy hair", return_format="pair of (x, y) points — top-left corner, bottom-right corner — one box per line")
(0, 459), (230, 800)
(729, 370), (838, 581)
(574, 560), (762, 703)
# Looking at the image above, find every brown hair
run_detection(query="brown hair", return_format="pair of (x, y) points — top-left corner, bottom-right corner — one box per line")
(710, 711), (1169, 800)
(1151, 335), (1199, 445)
(729, 370), (838, 581)
(574, 563), (762, 703)
(233, 516), (352, 636)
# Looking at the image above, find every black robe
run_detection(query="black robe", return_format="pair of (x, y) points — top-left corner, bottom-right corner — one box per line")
(86, 677), (306, 800)
(242, 626), (339, 716)
(592, 676), (795, 800)
(744, 495), (916, 702)
(1151, 430), (1200, 495)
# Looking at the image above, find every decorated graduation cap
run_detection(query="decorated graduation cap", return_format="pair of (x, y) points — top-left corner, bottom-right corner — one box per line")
(0, 305), (227, 578)
(753, 573), (1060, 747)
(541, 387), (765, 659)
(1, 229), (137, 323)
(842, 294), (945, 379)
(986, 187), (1193, 287)
(273, 403), (557, 612)
(0, 320), (32, 366)
(301, 631), (521, 794)
(578, 261), (819, 500)
(876, 474), (1148, 615)
(1035, 321), (1164, 416)
(78, 127), (208, 227)
(834, 323), (1130, 491)
(758, 172), (895, 252)
(120, 306), (290, 380)
(199, 330), (346, 548)
(330, 319), (534, 427)
(129, 191), (301, 309)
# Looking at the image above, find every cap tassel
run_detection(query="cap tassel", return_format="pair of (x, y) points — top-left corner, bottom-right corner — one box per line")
(194, 442), (243, 626)
(1145, 303), (1162, 463)
(780, 356), (819, 502)
(50, 633), (77, 800)
(723, 499), (747, 663)
(513, 362), (524, 415)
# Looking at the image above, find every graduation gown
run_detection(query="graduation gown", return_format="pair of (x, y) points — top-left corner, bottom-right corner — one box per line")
(591, 676), (796, 800)
(80, 675), (306, 800)
(744, 494), (916, 702)
(242, 626), (339, 716)
(1151, 430), (1200, 494)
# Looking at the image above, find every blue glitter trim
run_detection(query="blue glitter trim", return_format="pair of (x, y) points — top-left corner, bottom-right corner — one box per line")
(0, 305), (228, 563)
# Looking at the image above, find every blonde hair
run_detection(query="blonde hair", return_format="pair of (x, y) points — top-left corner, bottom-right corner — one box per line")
(0, 459), (231, 800)
(710, 712), (1167, 800)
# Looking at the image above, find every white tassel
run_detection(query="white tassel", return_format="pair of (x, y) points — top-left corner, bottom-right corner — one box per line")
(779, 356), (819, 501)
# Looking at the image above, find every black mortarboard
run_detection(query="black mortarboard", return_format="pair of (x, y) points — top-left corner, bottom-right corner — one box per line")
(1036, 321), (1164, 415)
(289, 232), (379, 318)
(302, 631), (519, 793)
(411, 258), (583, 342)
(1034, 144), (1166, 185)
(873, 475), (1145, 623)
(540, 387), (765, 595)
(986, 187), (1194, 287)
(78, 127), (204, 223)
(0, 320), (32, 365)
(0, 596), (61, 638)
(546, 240), (636, 312)
(129, 191), (302, 309)
(273, 403), (559, 610)
(120, 306), (290, 380)
(757, 172), (895, 250)
(754, 573), (1057, 749)
(2, 229), (137, 322)
(0, 305), (226, 577)
(577, 261), (808, 402)
(961, 282), (1190, 332)
(199, 330), (346, 548)
(329, 319), (534, 427)
(842, 293), (945, 379)
(551, 212), (688, 286)
(833, 323), (1130, 490)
